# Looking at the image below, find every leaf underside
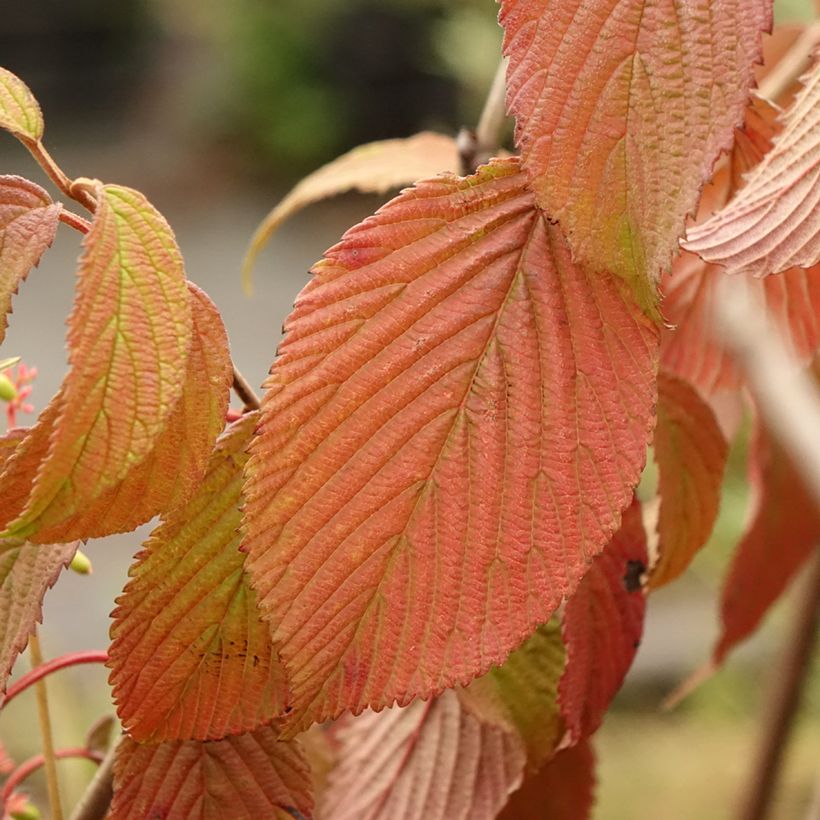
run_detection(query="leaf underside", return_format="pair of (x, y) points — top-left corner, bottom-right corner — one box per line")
(242, 158), (659, 729)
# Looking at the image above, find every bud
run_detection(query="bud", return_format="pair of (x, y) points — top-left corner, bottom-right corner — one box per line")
(10, 800), (41, 820)
(0, 373), (17, 402)
(69, 549), (93, 575)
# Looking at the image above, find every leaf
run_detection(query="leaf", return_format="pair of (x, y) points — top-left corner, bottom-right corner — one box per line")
(108, 412), (287, 743)
(0, 183), (193, 541)
(0, 68), (44, 143)
(109, 725), (313, 820)
(242, 158), (660, 730)
(559, 496), (647, 743)
(683, 56), (820, 277)
(320, 689), (525, 820)
(649, 373), (728, 588)
(499, 0), (770, 300)
(498, 740), (596, 820)
(713, 417), (820, 665)
(34, 283), (232, 541)
(0, 176), (61, 345)
(0, 540), (77, 694)
(457, 623), (565, 772)
(242, 132), (460, 292)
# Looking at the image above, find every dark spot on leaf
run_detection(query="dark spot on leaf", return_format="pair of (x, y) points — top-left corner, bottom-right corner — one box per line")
(623, 559), (646, 593)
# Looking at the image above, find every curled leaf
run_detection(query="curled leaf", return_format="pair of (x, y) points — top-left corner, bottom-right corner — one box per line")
(0, 67), (44, 143)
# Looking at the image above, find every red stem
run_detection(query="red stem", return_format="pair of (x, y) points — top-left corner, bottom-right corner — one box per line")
(1, 651), (108, 710)
(2, 748), (103, 804)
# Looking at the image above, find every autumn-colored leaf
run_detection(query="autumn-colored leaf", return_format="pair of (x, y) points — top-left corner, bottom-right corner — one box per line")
(0, 539), (77, 694)
(0, 183), (192, 541)
(683, 56), (820, 277)
(35, 283), (231, 541)
(458, 623), (565, 772)
(649, 373), (728, 588)
(242, 158), (659, 729)
(0, 176), (61, 345)
(242, 132), (460, 292)
(499, 0), (770, 299)
(713, 418), (820, 665)
(559, 497), (647, 743)
(108, 412), (286, 743)
(109, 725), (313, 820)
(498, 740), (596, 820)
(0, 68), (44, 143)
(320, 690), (525, 820)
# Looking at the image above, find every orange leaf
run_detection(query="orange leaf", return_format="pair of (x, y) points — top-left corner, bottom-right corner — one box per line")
(109, 412), (287, 743)
(0, 67), (43, 143)
(559, 497), (647, 743)
(0, 183), (192, 541)
(109, 725), (313, 820)
(499, 0), (770, 297)
(320, 690), (525, 820)
(242, 132), (460, 292)
(649, 373), (728, 588)
(242, 158), (659, 729)
(683, 56), (820, 277)
(713, 417), (820, 665)
(0, 176), (61, 345)
(0, 539), (77, 694)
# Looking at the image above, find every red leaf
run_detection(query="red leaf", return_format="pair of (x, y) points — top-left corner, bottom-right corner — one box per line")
(559, 497), (647, 742)
(498, 740), (596, 820)
(320, 690), (525, 820)
(0, 176), (61, 345)
(0, 539), (77, 694)
(109, 725), (313, 820)
(242, 158), (659, 729)
(714, 418), (820, 664)
(499, 0), (770, 293)
(649, 373), (728, 588)
(683, 56), (820, 277)
(109, 413), (287, 743)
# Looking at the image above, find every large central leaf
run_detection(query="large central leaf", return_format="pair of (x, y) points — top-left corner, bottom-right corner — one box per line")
(242, 158), (658, 728)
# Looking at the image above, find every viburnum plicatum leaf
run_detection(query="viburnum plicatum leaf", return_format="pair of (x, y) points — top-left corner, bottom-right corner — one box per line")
(499, 0), (770, 298)
(242, 157), (659, 729)
(243, 132), (460, 292)
(109, 412), (286, 743)
(0, 67), (44, 143)
(35, 283), (232, 541)
(683, 56), (820, 277)
(320, 689), (525, 820)
(713, 418), (820, 665)
(109, 725), (313, 820)
(498, 740), (596, 820)
(0, 176), (61, 345)
(559, 496), (647, 743)
(0, 539), (77, 694)
(457, 622), (565, 772)
(0, 183), (192, 541)
(649, 373), (728, 588)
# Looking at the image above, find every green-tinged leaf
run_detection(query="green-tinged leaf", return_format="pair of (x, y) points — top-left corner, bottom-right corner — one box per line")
(559, 497), (647, 742)
(498, 740), (596, 820)
(683, 55), (820, 276)
(109, 725), (313, 820)
(109, 412), (287, 743)
(242, 157), (659, 730)
(0, 183), (192, 541)
(458, 623), (565, 772)
(0, 539), (77, 694)
(0, 176), (61, 346)
(32, 283), (231, 541)
(499, 0), (770, 301)
(0, 68), (43, 143)
(321, 689), (525, 820)
(243, 132), (460, 293)
(649, 374), (728, 588)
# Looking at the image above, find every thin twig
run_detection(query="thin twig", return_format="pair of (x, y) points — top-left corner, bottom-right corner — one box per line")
(758, 20), (820, 104)
(22, 139), (97, 213)
(1, 748), (103, 805)
(58, 209), (92, 234)
(232, 365), (261, 411)
(458, 57), (509, 175)
(736, 551), (820, 820)
(29, 630), (64, 820)
(68, 735), (121, 820)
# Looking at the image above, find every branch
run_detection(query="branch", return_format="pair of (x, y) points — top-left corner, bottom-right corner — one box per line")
(458, 58), (509, 175)
(758, 20), (820, 105)
(2, 747), (104, 805)
(232, 366), (261, 411)
(68, 735), (121, 820)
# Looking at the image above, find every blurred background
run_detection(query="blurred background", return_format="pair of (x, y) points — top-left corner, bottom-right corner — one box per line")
(0, 1), (818, 818)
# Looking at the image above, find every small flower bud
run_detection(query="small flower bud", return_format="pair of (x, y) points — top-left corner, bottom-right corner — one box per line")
(69, 549), (93, 575)
(0, 374), (17, 402)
